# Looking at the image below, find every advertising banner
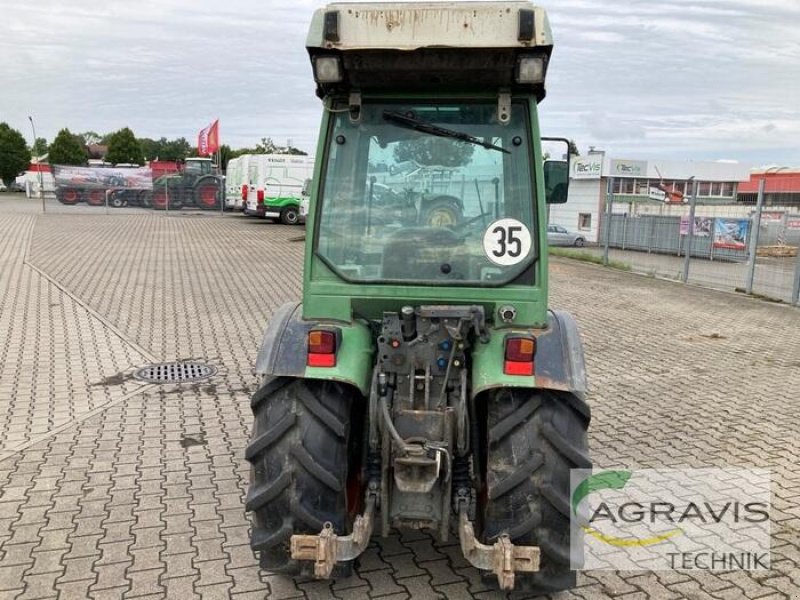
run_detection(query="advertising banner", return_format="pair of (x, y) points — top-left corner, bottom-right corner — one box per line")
(786, 217), (800, 230)
(760, 211), (784, 223)
(713, 218), (750, 250)
(52, 165), (153, 190)
(679, 216), (712, 237)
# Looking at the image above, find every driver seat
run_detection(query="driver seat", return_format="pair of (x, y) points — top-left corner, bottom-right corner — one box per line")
(382, 227), (461, 280)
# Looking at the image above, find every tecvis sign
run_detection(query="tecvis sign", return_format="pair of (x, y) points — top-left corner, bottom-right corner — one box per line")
(571, 156), (603, 180)
(611, 159), (648, 177)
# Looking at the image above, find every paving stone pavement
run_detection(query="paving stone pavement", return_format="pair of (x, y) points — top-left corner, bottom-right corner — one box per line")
(0, 195), (798, 600)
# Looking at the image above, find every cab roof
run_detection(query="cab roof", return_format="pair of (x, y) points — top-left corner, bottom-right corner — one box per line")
(306, 2), (553, 100)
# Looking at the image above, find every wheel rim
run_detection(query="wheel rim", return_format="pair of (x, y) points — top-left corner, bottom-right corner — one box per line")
(427, 207), (458, 227)
(153, 190), (168, 208)
(64, 190), (78, 204)
(88, 190), (104, 205)
(198, 185), (217, 208)
(284, 209), (298, 224)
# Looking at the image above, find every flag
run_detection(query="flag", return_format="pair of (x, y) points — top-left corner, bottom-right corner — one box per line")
(198, 120), (220, 156)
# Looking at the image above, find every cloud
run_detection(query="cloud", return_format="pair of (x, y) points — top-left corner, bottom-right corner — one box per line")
(0, 0), (797, 166)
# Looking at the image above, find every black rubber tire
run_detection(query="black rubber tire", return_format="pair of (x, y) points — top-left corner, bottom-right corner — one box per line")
(481, 389), (591, 593)
(245, 377), (354, 577)
(574, 238), (586, 248)
(280, 206), (300, 225)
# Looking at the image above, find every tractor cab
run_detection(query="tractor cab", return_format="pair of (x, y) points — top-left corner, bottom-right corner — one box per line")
(246, 3), (590, 594)
(184, 157), (214, 177)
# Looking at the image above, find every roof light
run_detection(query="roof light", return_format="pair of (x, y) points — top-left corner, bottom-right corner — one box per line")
(323, 10), (340, 43)
(516, 56), (546, 85)
(518, 9), (535, 42)
(313, 56), (343, 83)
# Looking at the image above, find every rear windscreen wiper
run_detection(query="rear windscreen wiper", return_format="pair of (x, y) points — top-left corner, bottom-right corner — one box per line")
(383, 111), (510, 154)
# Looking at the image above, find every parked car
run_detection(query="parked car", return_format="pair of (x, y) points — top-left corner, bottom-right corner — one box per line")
(547, 224), (586, 247)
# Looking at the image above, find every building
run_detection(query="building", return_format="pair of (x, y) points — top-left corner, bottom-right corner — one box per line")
(549, 153), (752, 243)
(737, 170), (800, 206)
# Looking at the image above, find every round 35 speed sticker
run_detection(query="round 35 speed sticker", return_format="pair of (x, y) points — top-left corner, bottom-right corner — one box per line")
(482, 219), (532, 266)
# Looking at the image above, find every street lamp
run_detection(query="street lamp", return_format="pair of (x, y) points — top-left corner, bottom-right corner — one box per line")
(745, 166), (787, 294)
(27, 116), (45, 214)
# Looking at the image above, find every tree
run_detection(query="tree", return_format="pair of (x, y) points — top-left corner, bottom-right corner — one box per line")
(138, 137), (160, 161)
(138, 137), (192, 162)
(393, 137), (475, 168)
(568, 139), (580, 157)
(161, 137), (191, 161)
(0, 123), (29, 186)
(78, 131), (103, 146)
(106, 127), (144, 165)
(48, 128), (87, 166)
(32, 137), (48, 157)
(252, 137), (307, 156)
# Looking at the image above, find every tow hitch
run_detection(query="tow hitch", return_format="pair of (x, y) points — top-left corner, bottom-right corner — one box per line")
(290, 496), (377, 578)
(458, 507), (540, 590)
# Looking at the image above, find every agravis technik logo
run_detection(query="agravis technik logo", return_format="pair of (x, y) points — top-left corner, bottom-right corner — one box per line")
(570, 468), (771, 571)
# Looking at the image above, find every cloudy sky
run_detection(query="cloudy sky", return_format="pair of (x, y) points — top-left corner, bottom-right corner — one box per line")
(1, 0), (798, 166)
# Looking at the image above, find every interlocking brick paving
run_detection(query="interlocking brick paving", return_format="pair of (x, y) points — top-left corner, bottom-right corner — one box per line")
(0, 195), (797, 599)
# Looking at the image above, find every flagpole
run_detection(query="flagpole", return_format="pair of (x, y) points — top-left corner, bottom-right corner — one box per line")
(217, 119), (223, 215)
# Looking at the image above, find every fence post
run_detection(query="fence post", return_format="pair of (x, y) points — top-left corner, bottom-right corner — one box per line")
(745, 177), (766, 294)
(621, 214), (627, 250)
(792, 246), (800, 306)
(682, 179), (698, 283)
(105, 189), (110, 216)
(603, 178), (613, 266)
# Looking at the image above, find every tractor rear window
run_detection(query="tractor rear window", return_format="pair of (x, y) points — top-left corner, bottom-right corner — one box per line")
(314, 101), (537, 285)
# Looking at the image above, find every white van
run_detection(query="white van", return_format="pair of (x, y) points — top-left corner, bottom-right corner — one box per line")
(241, 154), (315, 225)
(224, 156), (247, 209)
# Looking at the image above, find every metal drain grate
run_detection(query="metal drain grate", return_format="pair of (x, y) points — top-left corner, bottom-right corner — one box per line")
(134, 361), (216, 383)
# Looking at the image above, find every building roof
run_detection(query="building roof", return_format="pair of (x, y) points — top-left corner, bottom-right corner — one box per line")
(738, 171), (800, 193)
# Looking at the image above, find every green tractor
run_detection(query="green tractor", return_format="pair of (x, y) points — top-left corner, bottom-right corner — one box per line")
(246, 2), (591, 593)
(151, 158), (222, 210)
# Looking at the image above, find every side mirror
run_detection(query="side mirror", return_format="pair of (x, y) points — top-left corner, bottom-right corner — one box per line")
(301, 178), (312, 197)
(541, 136), (571, 204)
(543, 159), (568, 204)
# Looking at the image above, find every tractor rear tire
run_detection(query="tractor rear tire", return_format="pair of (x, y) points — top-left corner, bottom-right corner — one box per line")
(195, 182), (219, 210)
(420, 196), (462, 228)
(481, 389), (591, 594)
(245, 377), (355, 577)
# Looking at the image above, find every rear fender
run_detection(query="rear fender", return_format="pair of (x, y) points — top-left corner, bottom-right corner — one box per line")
(254, 302), (374, 396)
(471, 309), (587, 400)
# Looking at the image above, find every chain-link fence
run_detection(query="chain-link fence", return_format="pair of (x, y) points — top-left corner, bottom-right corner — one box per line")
(594, 177), (800, 306)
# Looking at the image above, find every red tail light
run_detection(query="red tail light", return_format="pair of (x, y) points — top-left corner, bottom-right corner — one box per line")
(257, 189), (265, 203)
(241, 185), (247, 200)
(307, 329), (338, 367)
(504, 336), (536, 376)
